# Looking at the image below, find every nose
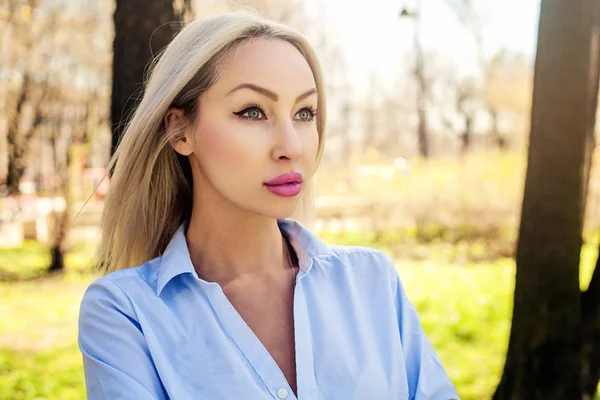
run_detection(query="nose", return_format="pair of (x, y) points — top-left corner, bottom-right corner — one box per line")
(271, 120), (302, 161)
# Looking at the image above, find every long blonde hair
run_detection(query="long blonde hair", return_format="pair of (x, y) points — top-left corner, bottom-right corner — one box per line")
(97, 11), (327, 274)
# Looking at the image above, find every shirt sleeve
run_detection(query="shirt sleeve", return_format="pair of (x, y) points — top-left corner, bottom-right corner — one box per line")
(383, 253), (461, 400)
(78, 278), (167, 400)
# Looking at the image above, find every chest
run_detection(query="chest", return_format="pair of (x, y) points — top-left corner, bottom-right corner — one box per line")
(222, 274), (298, 393)
(143, 268), (414, 400)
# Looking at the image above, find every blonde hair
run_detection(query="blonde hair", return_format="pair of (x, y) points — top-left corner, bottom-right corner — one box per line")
(97, 11), (327, 274)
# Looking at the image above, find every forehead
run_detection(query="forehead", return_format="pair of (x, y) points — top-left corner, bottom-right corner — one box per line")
(211, 37), (317, 97)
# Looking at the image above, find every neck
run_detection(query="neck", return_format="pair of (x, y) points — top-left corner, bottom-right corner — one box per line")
(185, 205), (292, 287)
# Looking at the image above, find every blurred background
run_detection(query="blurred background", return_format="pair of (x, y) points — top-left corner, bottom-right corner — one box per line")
(1, 0), (599, 399)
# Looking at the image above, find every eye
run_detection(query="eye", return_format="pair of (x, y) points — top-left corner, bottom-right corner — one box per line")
(233, 104), (267, 121)
(295, 106), (317, 122)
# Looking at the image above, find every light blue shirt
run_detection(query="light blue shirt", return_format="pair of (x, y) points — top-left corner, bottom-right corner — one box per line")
(78, 219), (459, 400)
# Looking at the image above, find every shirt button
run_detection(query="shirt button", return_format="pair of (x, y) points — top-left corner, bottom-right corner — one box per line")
(277, 388), (289, 399)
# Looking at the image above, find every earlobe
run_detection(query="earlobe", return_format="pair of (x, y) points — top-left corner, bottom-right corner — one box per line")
(165, 108), (193, 156)
(170, 135), (193, 156)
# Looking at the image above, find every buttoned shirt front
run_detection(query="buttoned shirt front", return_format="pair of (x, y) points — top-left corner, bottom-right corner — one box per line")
(78, 218), (459, 399)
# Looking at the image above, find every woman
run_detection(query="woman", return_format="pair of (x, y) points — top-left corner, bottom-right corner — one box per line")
(78, 11), (459, 400)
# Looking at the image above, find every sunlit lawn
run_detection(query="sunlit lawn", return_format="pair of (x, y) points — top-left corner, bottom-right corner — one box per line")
(0, 238), (598, 399)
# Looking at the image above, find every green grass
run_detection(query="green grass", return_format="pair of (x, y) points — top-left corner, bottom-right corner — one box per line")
(0, 241), (97, 400)
(0, 240), (97, 279)
(0, 238), (598, 399)
(397, 258), (514, 399)
(0, 277), (92, 400)
(0, 345), (84, 400)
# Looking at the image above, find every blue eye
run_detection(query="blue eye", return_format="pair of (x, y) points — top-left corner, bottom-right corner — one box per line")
(233, 104), (267, 120)
(233, 104), (317, 122)
(295, 106), (317, 122)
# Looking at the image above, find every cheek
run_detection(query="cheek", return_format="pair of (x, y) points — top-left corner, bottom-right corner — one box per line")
(194, 121), (262, 167)
(302, 126), (320, 160)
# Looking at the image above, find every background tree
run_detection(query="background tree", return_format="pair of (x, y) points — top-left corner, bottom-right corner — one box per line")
(110, 0), (192, 155)
(4, 0), (40, 194)
(42, 2), (110, 272)
(494, 0), (600, 398)
(484, 50), (531, 150)
(454, 77), (478, 154)
(400, 1), (430, 158)
(446, 0), (532, 151)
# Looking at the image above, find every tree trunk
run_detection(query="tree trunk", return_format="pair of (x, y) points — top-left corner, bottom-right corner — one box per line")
(489, 108), (507, 151)
(459, 114), (473, 155)
(412, 2), (429, 159)
(340, 101), (353, 165)
(581, 248), (600, 399)
(48, 184), (71, 273)
(6, 74), (32, 194)
(494, 0), (600, 398)
(416, 85), (429, 158)
(111, 0), (181, 156)
(5, 0), (41, 193)
(580, 11), (600, 392)
(47, 117), (72, 273)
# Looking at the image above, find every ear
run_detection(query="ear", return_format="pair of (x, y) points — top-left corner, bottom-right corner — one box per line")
(165, 107), (193, 156)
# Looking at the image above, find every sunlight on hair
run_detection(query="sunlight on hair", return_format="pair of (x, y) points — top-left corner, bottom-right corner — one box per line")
(97, 11), (327, 274)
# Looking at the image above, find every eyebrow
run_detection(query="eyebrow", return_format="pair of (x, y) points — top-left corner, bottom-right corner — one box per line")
(227, 83), (317, 103)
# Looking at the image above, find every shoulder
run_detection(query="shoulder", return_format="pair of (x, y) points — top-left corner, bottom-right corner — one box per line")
(324, 244), (399, 286)
(79, 257), (161, 317)
(328, 244), (395, 269)
(329, 244), (393, 262)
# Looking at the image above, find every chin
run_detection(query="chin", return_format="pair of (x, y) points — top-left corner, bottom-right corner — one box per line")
(251, 200), (299, 220)
(262, 206), (298, 220)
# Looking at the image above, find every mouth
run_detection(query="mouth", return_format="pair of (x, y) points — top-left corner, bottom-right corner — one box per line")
(264, 173), (303, 197)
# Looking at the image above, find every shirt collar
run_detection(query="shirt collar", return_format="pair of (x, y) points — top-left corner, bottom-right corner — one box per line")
(155, 218), (335, 296)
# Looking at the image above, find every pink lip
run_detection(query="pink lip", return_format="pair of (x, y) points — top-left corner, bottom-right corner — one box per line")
(264, 173), (303, 197)
(264, 173), (303, 186)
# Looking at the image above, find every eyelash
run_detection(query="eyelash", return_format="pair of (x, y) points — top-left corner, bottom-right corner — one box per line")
(233, 104), (317, 122)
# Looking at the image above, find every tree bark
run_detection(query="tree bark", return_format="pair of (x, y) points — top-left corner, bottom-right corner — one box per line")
(581, 247), (600, 399)
(5, 0), (41, 193)
(6, 74), (32, 194)
(494, 0), (600, 398)
(581, 5), (600, 392)
(47, 102), (83, 273)
(47, 108), (71, 273)
(488, 108), (507, 151)
(48, 153), (70, 273)
(110, 0), (181, 155)
(459, 114), (473, 155)
(415, 60), (429, 158)
(410, 0), (430, 159)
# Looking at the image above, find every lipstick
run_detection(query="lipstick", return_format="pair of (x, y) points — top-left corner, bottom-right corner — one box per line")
(264, 173), (303, 197)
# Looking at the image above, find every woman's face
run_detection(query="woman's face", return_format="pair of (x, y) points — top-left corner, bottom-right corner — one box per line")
(170, 37), (320, 219)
